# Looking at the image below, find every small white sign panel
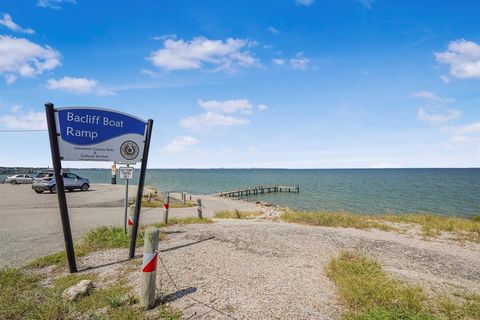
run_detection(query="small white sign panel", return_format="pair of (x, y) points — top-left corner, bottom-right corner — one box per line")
(119, 167), (134, 179)
(55, 107), (147, 163)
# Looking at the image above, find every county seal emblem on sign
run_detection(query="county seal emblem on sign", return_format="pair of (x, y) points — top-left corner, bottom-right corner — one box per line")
(120, 140), (140, 160)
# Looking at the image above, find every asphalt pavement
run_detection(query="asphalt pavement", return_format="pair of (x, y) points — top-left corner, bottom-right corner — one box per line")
(0, 184), (259, 268)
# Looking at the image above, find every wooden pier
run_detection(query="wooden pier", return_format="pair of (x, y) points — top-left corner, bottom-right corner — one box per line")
(218, 184), (299, 198)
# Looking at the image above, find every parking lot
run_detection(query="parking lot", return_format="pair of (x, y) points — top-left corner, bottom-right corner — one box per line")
(0, 183), (260, 268)
(1, 183), (133, 209)
(0, 183), (144, 268)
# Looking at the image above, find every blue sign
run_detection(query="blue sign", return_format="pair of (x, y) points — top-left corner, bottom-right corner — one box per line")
(56, 107), (147, 163)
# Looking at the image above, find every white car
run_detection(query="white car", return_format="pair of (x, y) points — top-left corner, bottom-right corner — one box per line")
(4, 174), (34, 184)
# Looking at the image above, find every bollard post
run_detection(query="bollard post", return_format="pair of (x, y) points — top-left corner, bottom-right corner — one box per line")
(189, 195), (192, 202)
(163, 192), (170, 224)
(197, 198), (203, 219)
(141, 227), (159, 309)
(183, 192), (186, 204)
(111, 163), (117, 185)
(127, 205), (135, 238)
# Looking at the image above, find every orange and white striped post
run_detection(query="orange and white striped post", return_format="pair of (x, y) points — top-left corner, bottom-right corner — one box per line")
(162, 192), (170, 224)
(141, 226), (159, 309)
(127, 212), (135, 238)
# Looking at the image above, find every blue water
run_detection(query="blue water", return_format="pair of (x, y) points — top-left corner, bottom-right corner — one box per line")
(3, 168), (479, 216)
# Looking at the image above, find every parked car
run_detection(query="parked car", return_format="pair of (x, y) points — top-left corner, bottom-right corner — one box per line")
(32, 172), (90, 193)
(4, 174), (34, 184)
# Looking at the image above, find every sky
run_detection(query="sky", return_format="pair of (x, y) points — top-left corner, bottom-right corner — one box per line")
(0, 0), (479, 168)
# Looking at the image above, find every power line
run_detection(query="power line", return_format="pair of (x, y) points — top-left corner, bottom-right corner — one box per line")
(0, 129), (48, 133)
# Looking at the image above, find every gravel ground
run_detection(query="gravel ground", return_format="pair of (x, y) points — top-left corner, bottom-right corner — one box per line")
(36, 217), (480, 319)
(125, 218), (478, 319)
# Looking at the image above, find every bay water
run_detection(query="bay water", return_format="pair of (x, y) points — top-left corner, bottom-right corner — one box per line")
(46, 168), (480, 217)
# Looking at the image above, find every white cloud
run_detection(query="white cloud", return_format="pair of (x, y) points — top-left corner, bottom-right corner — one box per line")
(413, 90), (442, 101)
(0, 14), (34, 34)
(179, 98), (266, 131)
(5, 74), (16, 85)
(412, 90), (454, 103)
(455, 122), (480, 134)
(268, 27), (279, 34)
(448, 135), (480, 145)
(36, 0), (76, 9)
(290, 53), (310, 70)
(180, 111), (249, 131)
(46, 76), (114, 95)
(440, 75), (451, 83)
(151, 34), (177, 41)
(0, 35), (60, 83)
(163, 136), (199, 154)
(443, 122), (480, 146)
(357, 0), (375, 9)
(272, 58), (285, 65)
(0, 111), (46, 130)
(140, 68), (160, 77)
(10, 105), (21, 113)
(296, 0), (314, 6)
(198, 99), (253, 114)
(435, 39), (480, 79)
(148, 37), (259, 72)
(417, 107), (461, 125)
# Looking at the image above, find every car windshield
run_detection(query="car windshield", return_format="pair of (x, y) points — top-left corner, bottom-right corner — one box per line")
(35, 173), (53, 178)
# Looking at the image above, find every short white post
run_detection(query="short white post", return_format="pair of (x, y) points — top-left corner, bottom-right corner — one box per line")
(141, 226), (159, 309)
(197, 198), (203, 219)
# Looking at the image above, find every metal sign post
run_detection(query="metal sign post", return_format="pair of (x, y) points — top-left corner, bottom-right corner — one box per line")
(45, 103), (152, 273)
(120, 165), (135, 233)
(45, 103), (77, 273)
(129, 119), (153, 259)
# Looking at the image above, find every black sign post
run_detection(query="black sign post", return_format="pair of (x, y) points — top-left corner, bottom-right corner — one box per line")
(129, 119), (154, 259)
(45, 102), (77, 273)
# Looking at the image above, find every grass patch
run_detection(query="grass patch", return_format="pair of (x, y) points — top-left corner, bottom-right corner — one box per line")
(82, 226), (144, 251)
(151, 216), (213, 228)
(326, 251), (480, 320)
(0, 268), (44, 320)
(27, 226), (144, 269)
(159, 305), (183, 320)
(280, 211), (480, 242)
(280, 211), (391, 231)
(214, 209), (263, 219)
(380, 213), (480, 242)
(0, 267), (145, 319)
(141, 198), (195, 208)
(75, 284), (132, 312)
(26, 246), (88, 269)
(141, 192), (196, 208)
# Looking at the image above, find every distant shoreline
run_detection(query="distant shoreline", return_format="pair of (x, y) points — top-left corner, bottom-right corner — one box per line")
(2, 166), (479, 172)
